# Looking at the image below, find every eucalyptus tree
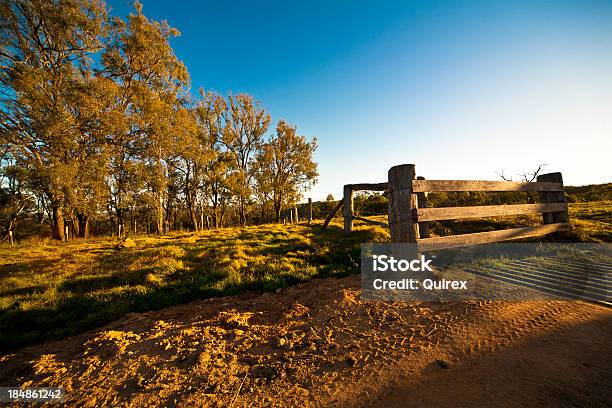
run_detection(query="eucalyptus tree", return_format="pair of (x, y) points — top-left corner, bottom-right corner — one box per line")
(0, 1), (323, 237)
(0, 0), (110, 239)
(195, 90), (234, 229)
(0, 148), (34, 239)
(63, 74), (120, 237)
(167, 106), (206, 231)
(255, 120), (318, 222)
(100, 1), (190, 234)
(222, 94), (271, 226)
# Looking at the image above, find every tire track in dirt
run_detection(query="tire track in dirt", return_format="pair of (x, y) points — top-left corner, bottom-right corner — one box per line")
(0, 276), (609, 407)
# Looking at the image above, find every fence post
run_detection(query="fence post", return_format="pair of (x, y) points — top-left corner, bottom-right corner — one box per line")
(415, 176), (430, 238)
(537, 172), (569, 224)
(387, 164), (418, 243)
(308, 198), (313, 225)
(343, 184), (353, 234)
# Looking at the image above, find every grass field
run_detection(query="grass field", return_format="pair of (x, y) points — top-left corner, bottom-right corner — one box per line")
(0, 223), (388, 350)
(1, 201), (609, 350)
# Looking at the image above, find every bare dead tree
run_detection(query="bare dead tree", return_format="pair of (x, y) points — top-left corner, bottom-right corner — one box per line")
(496, 164), (547, 182)
(519, 164), (547, 182)
(496, 169), (512, 181)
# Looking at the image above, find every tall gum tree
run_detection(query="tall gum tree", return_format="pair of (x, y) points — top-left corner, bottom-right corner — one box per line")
(166, 106), (204, 231)
(0, 0), (109, 240)
(100, 1), (190, 234)
(255, 120), (318, 222)
(64, 74), (120, 238)
(222, 94), (270, 226)
(195, 90), (232, 229)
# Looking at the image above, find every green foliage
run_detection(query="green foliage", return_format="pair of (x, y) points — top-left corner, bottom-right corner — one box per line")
(0, 0), (111, 239)
(0, 1), (319, 240)
(255, 120), (318, 222)
(353, 192), (387, 216)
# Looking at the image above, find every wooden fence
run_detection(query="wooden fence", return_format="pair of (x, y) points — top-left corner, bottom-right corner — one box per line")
(323, 164), (570, 250)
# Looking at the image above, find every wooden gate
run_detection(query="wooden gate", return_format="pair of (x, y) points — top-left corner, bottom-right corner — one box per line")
(323, 164), (570, 250)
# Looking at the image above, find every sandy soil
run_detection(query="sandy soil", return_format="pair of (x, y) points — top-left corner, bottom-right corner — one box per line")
(1, 275), (610, 407)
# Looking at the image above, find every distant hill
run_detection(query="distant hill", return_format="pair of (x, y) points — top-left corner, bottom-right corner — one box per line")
(565, 183), (611, 202)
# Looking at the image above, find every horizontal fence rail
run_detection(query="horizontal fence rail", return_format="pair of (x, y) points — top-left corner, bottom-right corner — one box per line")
(417, 222), (571, 251)
(415, 203), (569, 222)
(349, 182), (388, 191)
(325, 164), (571, 250)
(412, 179), (564, 192)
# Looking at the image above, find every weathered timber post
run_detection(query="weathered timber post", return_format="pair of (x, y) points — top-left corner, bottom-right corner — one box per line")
(537, 172), (569, 224)
(343, 184), (353, 234)
(415, 176), (430, 238)
(294, 207), (299, 223)
(308, 198), (313, 225)
(387, 164), (418, 243)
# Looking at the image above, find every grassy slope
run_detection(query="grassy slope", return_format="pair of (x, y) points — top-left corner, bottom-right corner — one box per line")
(0, 201), (609, 350)
(0, 223), (388, 350)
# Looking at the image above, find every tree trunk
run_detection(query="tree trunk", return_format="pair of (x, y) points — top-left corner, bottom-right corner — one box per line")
(155, 203), (164, 234)
(156, 147), (165, 234)
(51, 205), (65, 241)
(116, 207), (124, 237)
(190, 207), (198, 231)
(77, 214), (90, 238)
(71, 215), (80, 238)
(211, 203), (219, 229)
(239, 198), (247, 226)
(275, 201), (282, 223)
(219, 208), (225, 228)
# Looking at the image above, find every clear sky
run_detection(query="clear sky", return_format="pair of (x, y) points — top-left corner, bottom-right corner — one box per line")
(108, 0), (612, 201)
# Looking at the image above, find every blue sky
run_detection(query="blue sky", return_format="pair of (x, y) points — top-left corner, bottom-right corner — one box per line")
(109, 0), (612, 201)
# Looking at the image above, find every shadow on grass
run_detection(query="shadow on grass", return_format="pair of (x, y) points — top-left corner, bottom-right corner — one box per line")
(0, 285), (47, 298)
(0, 223), (380, 351)
(0, 258), (59, 279)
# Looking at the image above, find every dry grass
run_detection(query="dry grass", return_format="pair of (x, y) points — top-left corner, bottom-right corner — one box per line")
(0, 222), (387, 350)
(1, 201), (609, 350)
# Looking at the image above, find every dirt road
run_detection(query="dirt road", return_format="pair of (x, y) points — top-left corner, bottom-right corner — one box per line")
(1, 275), (610, 407)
